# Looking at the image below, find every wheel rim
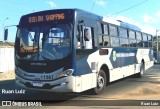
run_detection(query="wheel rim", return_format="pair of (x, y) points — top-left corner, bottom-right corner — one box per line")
(97, 75), (105, 90)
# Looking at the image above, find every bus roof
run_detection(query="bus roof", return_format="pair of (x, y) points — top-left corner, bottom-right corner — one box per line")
(21, 8), (102, 18)
(103, 18), (141, 31)
(20, 8), (146, 33)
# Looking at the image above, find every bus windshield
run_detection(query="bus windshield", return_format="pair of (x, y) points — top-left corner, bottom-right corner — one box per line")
(16, 24), (71, 60)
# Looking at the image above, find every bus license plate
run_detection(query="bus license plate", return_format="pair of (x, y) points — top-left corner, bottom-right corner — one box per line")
(41, 75), (54, 80)
(32, 82), (43, 87)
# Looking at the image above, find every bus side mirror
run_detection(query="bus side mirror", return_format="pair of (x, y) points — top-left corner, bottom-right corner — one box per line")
(4, 28), (8, 41)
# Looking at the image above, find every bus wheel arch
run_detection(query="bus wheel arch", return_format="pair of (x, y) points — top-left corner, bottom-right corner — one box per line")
(140, 59), (145, 75)
(141, 59), (145, 70)
(100, 64), (110, 85)
(136, 59), (145, 78)
(90, 64), (109, 95)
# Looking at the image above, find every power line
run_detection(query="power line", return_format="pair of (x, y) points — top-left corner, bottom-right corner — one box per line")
(90, 0), (96, 12)
(108, 0), (149, 17)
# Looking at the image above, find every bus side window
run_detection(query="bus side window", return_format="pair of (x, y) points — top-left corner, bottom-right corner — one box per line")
(76, 25), (81, 49)
(142, 33), (148, 47)
(110, 36), (119, 47)
(84, 27), (93, 49)
(119, 27), (129, 47)
(76, 25), (93, 49)
(109, 25), (119, 47)
(136, 32), (143, 47)
(148, 35), (153, 47)
(76, 25), (84, 49)
(129, 30), (137, 47)
(99, 24), (110, 47)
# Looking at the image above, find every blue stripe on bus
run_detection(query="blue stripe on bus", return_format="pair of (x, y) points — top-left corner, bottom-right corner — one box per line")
(73, 48), (153, 76)
(109, 48), (138, 68)
(74, 55), (92, 76)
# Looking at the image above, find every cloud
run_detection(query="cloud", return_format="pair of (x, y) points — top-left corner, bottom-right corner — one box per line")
(46, 1), (57, 7)
(95, 0), (107, 7)
(141, 25), (156, 35)
(155, 11), (160, 17)
(142, 14), (156, 23)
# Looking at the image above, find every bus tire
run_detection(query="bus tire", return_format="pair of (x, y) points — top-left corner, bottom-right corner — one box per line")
(91, 69), (106, 95)
(137, 62), (144, 78)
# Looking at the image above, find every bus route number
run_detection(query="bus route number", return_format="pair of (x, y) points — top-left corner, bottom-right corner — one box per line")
(29, 16), (44, 23)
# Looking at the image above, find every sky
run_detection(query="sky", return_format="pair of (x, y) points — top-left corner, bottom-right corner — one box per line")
(0, 0), (160, 42)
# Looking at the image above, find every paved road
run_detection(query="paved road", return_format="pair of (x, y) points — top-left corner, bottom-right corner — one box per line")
(0, 64), (160, 107)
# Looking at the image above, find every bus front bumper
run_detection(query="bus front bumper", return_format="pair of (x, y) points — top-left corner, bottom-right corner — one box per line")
(15, 75), (76, 92)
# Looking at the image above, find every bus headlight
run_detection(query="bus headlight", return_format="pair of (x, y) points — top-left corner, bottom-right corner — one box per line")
(57, 69), (74, 78)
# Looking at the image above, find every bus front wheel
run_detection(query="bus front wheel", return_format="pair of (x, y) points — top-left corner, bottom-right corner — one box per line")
(91, 69), (106, 95)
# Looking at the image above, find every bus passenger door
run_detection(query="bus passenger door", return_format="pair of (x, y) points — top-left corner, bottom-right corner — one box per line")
(84, 27), (93, 49)
(76, 23), (96, 91)
(76, 25), (93, 49)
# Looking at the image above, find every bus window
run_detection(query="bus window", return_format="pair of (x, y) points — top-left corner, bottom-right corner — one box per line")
(109, 25), (119, 47)
(148, 35), (153, 47)
(129, 30), (135, 39)
(148, 35), (152, 41)
(128, 30), (136, 47)
(109, 25), (118, 36)
(129, 39), (137, 47)
(136, 32), (142, 40)
(104, 25), (108, 35)
(84, 27), (93, 49)
(142, 33), (148, 47)
(99, 35), (110, 46)
(137, 40), (143, 47)
(120, 38), (129, 47)
(99, 24), (110, 46)
(76, 26), (81, 49)
(39, 33), (43, 51)
(143, 33), (148, 41)
(20, 27), (39, 53)
(76, 25), (93, 49)
(119, 27), (128, 47)
(119, 27), (127, 38)
(136, 32), (143, 47)
(110, 36), (119, 47)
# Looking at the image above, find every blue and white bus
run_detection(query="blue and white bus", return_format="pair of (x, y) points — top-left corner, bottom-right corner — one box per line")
(5, 9), (154, 94)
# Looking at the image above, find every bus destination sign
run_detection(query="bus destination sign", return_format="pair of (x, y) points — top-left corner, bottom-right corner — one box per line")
(29, 13), (65, 23)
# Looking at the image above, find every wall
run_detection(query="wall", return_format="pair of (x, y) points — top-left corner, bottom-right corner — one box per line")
(0, 47), (14, 73)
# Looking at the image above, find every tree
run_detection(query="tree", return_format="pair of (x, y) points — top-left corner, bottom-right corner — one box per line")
(153, 36), (160, 51)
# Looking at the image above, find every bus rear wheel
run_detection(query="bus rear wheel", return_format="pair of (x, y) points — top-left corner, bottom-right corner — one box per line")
(91, 69), (106, 95)
(137, 62), (144, 78)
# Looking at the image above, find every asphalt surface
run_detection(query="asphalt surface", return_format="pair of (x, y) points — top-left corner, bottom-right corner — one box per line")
(0, 64), (160, 108)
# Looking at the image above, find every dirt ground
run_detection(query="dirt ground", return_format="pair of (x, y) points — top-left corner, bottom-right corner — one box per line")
(110, 83), (160, 100)
(0, 71), (15, 81)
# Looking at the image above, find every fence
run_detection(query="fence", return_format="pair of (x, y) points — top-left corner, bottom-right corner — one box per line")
(0, 47), (14, 73)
